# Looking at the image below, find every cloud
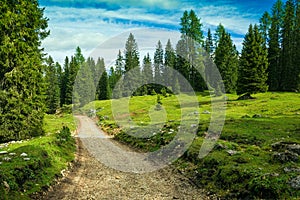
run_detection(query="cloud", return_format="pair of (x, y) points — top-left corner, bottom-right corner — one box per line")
(40, 0), (272, 64)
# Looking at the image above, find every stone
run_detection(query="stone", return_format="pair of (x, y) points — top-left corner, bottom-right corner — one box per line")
(252, 114), (262, 118)
(20, 153), (28, 157)
(2, 157), (11, 161)
(289, 176), (300, 189)
(0, 151), (8, 155)
(273, 151), (299, 163)
(202, 110), (211, 114)
(3, 181), (10, 190)
(284, 167), (300, 173)
(286, 144), (300, 154)
(23, 158), (30, 161)
(9, 153), (16, 156)
(227, 150), (238, 156)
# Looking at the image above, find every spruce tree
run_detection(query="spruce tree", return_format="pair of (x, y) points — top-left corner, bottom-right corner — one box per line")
(154, 40), (164, 91)
(60, 56), (70, 106)
(215, 31), (239, 93)
(295, 0), (300, 91)
(259, 11), (271, 44)
(0, 0), (49, 141)
(268, 0), (284, 91)
(97, 70), (111, 100)
(204, 28), (214, 56)
(123, 33), (140, 96)
(44, 56), (60, 114)
(237, 24), (269, 96)
(164, 39), (176, 89)
(281, 0), (296, 91)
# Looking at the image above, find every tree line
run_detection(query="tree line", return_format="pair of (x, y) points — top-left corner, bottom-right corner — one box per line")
(0, 0), (299, 142)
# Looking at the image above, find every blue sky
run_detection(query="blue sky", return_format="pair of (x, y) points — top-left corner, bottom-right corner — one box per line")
(39, 0), (278, 65)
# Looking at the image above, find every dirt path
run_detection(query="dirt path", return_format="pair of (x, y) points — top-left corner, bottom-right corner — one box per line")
(43, 116), (210, 200)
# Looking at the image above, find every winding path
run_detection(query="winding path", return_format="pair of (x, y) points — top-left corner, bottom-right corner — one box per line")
(43, 116), (209, 200)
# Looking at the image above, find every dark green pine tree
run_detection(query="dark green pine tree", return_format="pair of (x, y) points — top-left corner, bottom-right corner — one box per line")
(178, 10), (205, 92)
(214, 31), (239, 93)
(123, 33), (140, 96)
(94, 57), (106, 91)
(281, 0), (296, 91)
(214, 24), (226, 48)
(295, 0), (300, 91)
(0, 0), (49, 141)
(141, 53), (153, 95)
(60, 56), (70, 106)
(259, 11), (272, 44)
(86, 57), (96, 87)
(204, 28), (214, 56)
(74, 62), (95, 106)
(154, 40), (164, 91)
(164, 39), (176, 90)
(237, 24), (269, 96)
(44, 56), (60, 114)
(268, 0), (284, 91)
(97, 70), (111, 100)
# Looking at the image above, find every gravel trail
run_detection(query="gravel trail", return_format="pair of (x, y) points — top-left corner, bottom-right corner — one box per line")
(43, 116), (209, 200)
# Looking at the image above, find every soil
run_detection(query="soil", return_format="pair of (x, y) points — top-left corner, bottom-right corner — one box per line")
(42, 116), (211, 200)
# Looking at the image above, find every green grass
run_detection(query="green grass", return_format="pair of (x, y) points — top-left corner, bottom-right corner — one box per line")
(0, 114), (76, 200)
(81, 92), (300, 199)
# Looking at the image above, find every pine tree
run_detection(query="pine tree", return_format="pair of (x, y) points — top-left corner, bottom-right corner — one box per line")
(204, 28), (214, 56)
(281, 0), (296, 91)
(164, 39), (176, 89)
(178, 10), (205, 92)
(268, 0), (284, 91)
(97, 70), (111, 100)
(154, 40), (164, 91)
(214, 24), (226, 47)
(0, 0), (49, 141)
(123, 33), (140, 96)
(259, 11), (272, 44)
(141, 54), (153, 94)
(214, 31), (239, 93)
(44, 56), (60, 114)
(237, 24), (269, 96)
(74, 62), (95, 106)
(295, 0), (300, 91)
(60, 56), (70, 106)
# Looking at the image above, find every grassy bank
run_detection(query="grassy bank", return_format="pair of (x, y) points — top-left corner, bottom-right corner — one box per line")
(0, 114), (76, 199)
(81, 92), (300, 199)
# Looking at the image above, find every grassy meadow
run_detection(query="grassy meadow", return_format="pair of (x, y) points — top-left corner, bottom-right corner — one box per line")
(0, 114), (76, 199)
(81, 92), (300, 199)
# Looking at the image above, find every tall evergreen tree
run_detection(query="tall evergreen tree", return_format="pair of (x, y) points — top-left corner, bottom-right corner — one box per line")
(123, 33), (140, 96)
(60, 56), (69, 106)
(154, 40), (164, 90)
(178, 10), (205, 92)
(214, 24), (226, 48)
(295, 0), (300, 91)
(214, 31), (239, 93)
(164, 39), (176, 89)
(204, 28), (214, 56)
(44, 56), (60, 114)
(0, 0), (49, 141)
(268, 0), (284, 91)
(281, 0), (296, 91)
(141, 53), (153, 94)
(97, 70), (111, 100)
(237, 24), (269, 95)
(259, 11), (272, 44)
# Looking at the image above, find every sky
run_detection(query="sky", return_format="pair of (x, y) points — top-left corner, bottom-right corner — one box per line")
(39, 0), (278, 66)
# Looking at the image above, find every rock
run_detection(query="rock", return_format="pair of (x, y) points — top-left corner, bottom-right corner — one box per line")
(242, 114), (251, 118)
(289, 176), (300, 189)
(2, 157), (11, 161)
(252, 114), (262, 118)
(23, 158), (30, 161)
(20, 153), (28, 157)
(0, 151), (8, 155)
(202, 110), (211, 114)
(286, 144), (300, 154)
(273, 151), (299, 163)
(3, 181), (10, 191)
(193, 111), (199, 115)
(237, 93), (255, 100)
(9, 153), (16, 156)
(284, 167), (300, 173)
(0, 162), (2, 165)
(227, 150), (238, 156)
(0, 145), (4, 149)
